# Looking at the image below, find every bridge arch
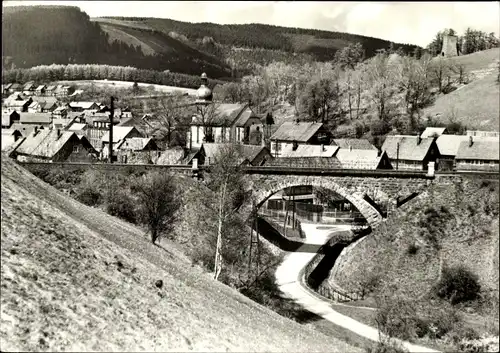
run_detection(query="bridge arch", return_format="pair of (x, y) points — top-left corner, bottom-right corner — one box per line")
(243, 175), (384, 228)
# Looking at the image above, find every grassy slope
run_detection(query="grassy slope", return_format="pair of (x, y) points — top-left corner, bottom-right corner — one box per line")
(332, 180), (499, 298)
(422, 72), (500, 131)
(0, 157), (358, 352)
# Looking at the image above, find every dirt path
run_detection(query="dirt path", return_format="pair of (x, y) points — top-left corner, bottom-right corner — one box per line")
(275, 223), (440, 353)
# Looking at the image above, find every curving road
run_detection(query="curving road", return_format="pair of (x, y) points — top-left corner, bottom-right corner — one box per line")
(275, 223), (440, 353)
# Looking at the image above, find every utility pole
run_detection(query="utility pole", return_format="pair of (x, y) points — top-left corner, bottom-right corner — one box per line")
(396, 142), (399, 170)
(108, 96), (115, 164)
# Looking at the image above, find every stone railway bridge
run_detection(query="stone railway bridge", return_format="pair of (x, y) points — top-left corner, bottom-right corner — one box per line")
(19, 161), (499, 229)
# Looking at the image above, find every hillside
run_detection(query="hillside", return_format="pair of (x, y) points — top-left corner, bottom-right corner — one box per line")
(1, 6), (231, 79)
(422, 48), (500, 131)
(0, 156), (358, 352)
(319, 179), (499, 349)
(94, 17), (421, 77)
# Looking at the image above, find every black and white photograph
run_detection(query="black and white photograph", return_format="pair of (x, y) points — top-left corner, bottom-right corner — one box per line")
(1, 1), (499, 352)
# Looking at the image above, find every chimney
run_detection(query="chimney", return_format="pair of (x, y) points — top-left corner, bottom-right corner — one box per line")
(57, 129), (61, 139)
(417, 134), (422, 145)
(321, 144), (325, 152)
(349, 145), (353, 152)
(33, 126), (38, 135)
(469, 136), (473, 147)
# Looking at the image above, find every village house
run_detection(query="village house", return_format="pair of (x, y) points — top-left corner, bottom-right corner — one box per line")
(100, 126), (143, 159)
(116, 137), (160, 164)
(4, 95), (32, 112)
(23, 82), (35, 92)
(69, 101), (100, 112)
(45, 85), (57, 96)
(334, 148), (392, 170)
(8, 83), (22, 94)
(15, 128), (98, 163)
(117, 114), (154, 136)
(188, 103), (263, 149)
(55, 85), (72, 98)
(35, 85), (47, 96)
(19, 112), (53, 127)
(53, 106), (68, 119)
(331, 138), (377, 150)
(269, 121), (333, 157)
(202, 143), (273, 166)
(29, 97), (58, 113)
(9, 123), (43, 137)
(455, 136), (499, 172)
(435, 134), (470, 171)
(381, 135), (440, 171)
(1, 129), (23, 151)
(266, 144), (341, 168)
(2, 83), (13, 95)
(2, 111), (20, 128)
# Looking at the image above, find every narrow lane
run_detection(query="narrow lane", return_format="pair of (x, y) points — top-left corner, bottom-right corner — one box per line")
(275, 223), (440, 353)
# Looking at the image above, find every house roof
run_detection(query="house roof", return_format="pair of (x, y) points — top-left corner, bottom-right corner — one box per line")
(53, 106), (68, 113)
(435, 135), (470, 156)
(381, 135), (435, 161)
(117, 137), (158, 151)
(233, 107), (259, 127)
(19, 113), (52, 124)
(46, 85), (56, 91)
(4, 83), (13, 90)
(266, 156), (342, 168)
(35, 85), (46, 91)
(191, 103), (248, 127)
(15, 129), (76, 158)
(331, 138), (377, 150)
(1, 128), (22, 136)
(69, 101), (98, 110)
(9, 123), (40, 136)
(101, 126), (140, 143)
(67, 123), (87, 132)
(456, 139), (499, 161)
(10, 83), (22, 90)
(421, 127), (447, 138)
(270, 121), (325, 142)
(334, 148), (383, 169)
(281, 144), (339, 158)
(202, 143), (269, 164)
(7, 99), (30, 108)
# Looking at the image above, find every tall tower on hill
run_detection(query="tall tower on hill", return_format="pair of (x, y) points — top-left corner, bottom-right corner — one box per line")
(441, 32), (459, 57)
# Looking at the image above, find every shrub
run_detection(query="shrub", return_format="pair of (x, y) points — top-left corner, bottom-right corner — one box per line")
(370, 119), (391, 136)
(76, 186), (102, 206)
(105, 190), (137, 224)
(375, 296), (419, 341)
(366, 339), (408, 353)
(435, 265), (481, 305)
(406, 243), (419, 255)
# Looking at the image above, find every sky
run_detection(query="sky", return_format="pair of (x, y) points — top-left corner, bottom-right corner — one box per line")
(3, 1), (500, 47)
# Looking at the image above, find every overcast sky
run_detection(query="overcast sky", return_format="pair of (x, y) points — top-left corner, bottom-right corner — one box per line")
(3, 1), (499, 47)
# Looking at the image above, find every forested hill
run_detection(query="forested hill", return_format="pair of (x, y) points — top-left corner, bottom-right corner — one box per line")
(1, 6), (231, 79)
(96, 17), (422, 61)
(2, 5), (422, 79)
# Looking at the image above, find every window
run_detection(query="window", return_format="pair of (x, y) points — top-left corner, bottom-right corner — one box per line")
(73, 146), (79, 153)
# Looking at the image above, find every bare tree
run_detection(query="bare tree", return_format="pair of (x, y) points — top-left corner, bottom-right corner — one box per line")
(134, 171), (181, 244)
(195, 101), (222, 143)
(206, 144), (247, 280)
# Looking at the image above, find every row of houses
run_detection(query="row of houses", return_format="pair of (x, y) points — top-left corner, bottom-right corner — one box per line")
(2, 82), (74, 98)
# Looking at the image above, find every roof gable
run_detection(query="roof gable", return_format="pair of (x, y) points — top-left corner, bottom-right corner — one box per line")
(382, 135), (435, 161)
(421, 127), (447, 138)
(331, 138), (377, 150)
(270, 122), (325, 142)
(101, 126), (141, 143)
(456, 139), (499, 160)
